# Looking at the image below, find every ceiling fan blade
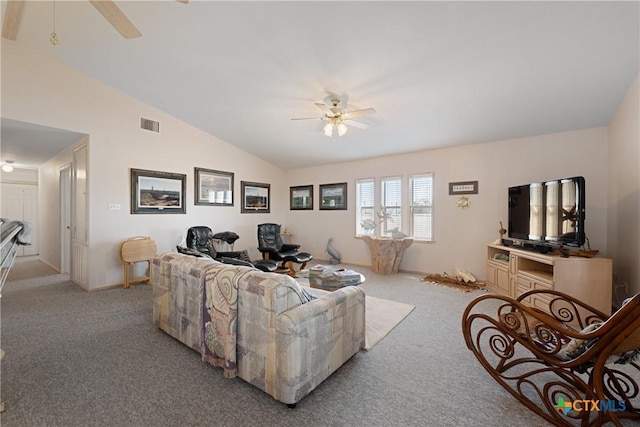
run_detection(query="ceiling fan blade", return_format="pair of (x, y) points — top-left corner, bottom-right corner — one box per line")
(89, 0), (142, 39)
(291, 117), (324, 121)
(2, 0), (24, 40)
(314, 103), (335, 116)
(344, 119), (369, 130)
(342, 107), (376, 120)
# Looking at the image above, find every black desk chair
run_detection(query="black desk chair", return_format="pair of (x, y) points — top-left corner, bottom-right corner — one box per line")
(256, 223), (312, 277)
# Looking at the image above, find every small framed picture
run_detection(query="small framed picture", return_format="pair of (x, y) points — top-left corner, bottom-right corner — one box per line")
(194, 167), (234, 206)
(290, 185), (313, 210)
(241, 181), (270, 213)
(449, 180), (478, 195)
(131, 168), (186, 214)
(319, 182), (347, 210)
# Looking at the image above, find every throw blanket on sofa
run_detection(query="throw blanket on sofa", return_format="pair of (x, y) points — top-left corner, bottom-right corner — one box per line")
(200, 265), (247, 378)
(199, 264), (315, 378)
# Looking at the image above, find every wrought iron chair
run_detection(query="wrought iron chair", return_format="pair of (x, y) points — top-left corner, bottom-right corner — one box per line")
(462, 289), (640, 426)
(181, 226), (276, 272)
(256, 223), (312, 277)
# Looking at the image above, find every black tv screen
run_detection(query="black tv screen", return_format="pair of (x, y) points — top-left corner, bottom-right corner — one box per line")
(507, 176), (585, 247)
(508, 185), (531, 241)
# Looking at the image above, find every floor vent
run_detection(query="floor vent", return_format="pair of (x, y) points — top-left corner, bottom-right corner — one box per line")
(140, 117), (160, 133)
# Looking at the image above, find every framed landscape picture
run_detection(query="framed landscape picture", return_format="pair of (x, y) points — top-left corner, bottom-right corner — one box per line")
(194, 167), (234, 206)
(241, 181), (270, 213)
(319, 182), (347, 210)
(131, 168), (186, 214)
(290, 185), (313, 210)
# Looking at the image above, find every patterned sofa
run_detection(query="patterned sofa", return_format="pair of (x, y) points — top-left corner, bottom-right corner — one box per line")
(151, 252), (366, 406)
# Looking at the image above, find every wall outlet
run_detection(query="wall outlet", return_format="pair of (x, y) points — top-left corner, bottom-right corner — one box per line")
(108, 203), (121, 211)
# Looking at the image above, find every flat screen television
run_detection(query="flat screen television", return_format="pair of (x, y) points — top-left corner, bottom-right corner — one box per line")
(508, 176), (585, 247)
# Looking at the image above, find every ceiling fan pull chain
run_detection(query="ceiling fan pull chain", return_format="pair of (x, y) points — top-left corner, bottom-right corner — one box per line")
(50, 0), (59, 46)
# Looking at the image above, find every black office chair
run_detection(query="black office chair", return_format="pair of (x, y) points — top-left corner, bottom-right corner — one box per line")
(256, 223), (312, 277)
(179, 226), (277, 272)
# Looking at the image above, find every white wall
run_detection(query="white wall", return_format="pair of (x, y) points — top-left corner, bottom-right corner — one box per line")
(608, 73), (640, 298)
(285, 127), (609, 279)
(2, 40), (287, 290)
(0, 167), (38, 184)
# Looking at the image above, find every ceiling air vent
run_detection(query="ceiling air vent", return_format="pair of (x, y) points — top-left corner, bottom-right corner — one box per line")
(140, 117), (160, 133)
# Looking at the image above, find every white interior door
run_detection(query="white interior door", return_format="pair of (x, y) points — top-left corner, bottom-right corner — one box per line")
(0, 183), (39, 256)
(71, 145), (88, 286)
(20, 186), (38, 256)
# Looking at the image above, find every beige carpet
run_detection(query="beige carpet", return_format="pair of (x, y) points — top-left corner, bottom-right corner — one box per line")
(6, 259), (58, 282)
(364, 295), (415, 351)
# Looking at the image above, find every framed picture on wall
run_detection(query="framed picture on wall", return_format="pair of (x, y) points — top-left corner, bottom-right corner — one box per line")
(194, 167), (234, 206)
(319, 182), (347, 210)
(241, 181), (270, 213)
(290, 185), (313, 210)
(131, 168), (186, 214)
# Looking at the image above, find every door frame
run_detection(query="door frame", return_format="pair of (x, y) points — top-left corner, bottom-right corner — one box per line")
(59, 164), (72, 274)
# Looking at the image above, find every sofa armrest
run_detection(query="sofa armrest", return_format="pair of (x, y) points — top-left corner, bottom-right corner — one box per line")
(273, 286), (366, 404)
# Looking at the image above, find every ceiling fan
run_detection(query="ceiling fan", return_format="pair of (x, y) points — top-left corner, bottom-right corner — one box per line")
(292, 98), (376, 137)
(1, 0), (188, 41)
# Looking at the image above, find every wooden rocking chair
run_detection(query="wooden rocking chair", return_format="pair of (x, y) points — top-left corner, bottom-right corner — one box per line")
(462, 289), (640, 426)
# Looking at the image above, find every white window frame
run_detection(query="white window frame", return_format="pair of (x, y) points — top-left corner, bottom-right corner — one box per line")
(409, 173), (434, 241)
(355, 173), (434, 241)
(380, 176), (402, 237)
(355, 178), (376, 236)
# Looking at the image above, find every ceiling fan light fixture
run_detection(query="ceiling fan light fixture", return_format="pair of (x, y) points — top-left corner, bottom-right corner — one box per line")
(293, 97), (375, 137)
(2, 160), (15, 173)
(323, 123), (333, 137)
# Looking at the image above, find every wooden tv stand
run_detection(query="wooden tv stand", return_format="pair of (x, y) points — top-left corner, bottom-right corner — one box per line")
(485, 244), (612, 315)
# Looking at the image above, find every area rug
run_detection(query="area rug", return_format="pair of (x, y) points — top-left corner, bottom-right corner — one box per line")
(364, 295), (415, 351)
(297, 276), (415, 350)
(420, 273), (486, 293)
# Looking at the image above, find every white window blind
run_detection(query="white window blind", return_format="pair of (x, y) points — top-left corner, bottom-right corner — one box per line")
(381, 176), (402, 236)
(356, 178), (375, 236)
(409, 173), (433, 240)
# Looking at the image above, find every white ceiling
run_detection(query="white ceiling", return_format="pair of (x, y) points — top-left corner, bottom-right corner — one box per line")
(2, 1), (639, 170)
(1, 118), (86, 169)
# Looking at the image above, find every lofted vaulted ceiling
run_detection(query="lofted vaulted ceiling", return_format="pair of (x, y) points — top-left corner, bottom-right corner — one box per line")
(1, 1), (639, 170)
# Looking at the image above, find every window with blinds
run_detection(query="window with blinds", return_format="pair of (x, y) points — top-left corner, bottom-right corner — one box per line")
(381, 176), (402, 237)
(356, 178), (375, 236)
(409, 173), (433, 240)
(355, 173), (434, 240)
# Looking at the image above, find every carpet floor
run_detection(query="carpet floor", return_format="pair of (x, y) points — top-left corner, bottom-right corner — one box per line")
(5, 257), (58, 282)
(0, 259), (566, 426)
